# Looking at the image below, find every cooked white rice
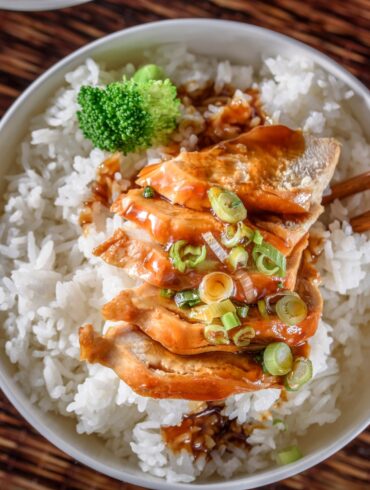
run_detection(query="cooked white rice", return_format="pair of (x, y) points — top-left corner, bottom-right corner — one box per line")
(1, 45), (370, 482)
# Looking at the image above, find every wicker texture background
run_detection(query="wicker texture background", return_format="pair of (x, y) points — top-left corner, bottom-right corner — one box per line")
(0, 1), (369, 489)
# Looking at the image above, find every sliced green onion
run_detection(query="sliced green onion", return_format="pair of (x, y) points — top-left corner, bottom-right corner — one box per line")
(182, 244), (207, 268)
(256, 254), (280, 275)
(132, 64), (166, 83)
(221, 311), (241, 330)
(285, 357), (313, 391)
(188, 299), (235, 323)
(265, 291), (298, 314)
(199, 272), (235, 304)
(187, 304), (210, 322)
(160, 288), (174, 298)
(174, 289), (201, 308)
(277, 281), (284, 289)
(169, 240), (187, 273)
(276, 295), (308, 326)
(207, 299), (236, 319)
(228, 246), (249, 270)
(236, 305), (249, 319)
(257, 299), (269, 319)
(192, 258), (219, 272)
(208, 187), (247, 224)
(263, 342), (293, 376)
(169, 240), (206, 273)
(233, 326), (255, 347)
(143, 186), (155, 198)
(252, 230), (263, 245)
(221, 222), (253, 248)
(253, 243), (286, 277)
(183, 244), (201, 255)
(204, 324), (230, 345)
(277, 445), (302, 465)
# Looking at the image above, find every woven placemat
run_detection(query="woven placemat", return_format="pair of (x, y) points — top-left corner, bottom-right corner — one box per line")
(0, 1), (369, 489)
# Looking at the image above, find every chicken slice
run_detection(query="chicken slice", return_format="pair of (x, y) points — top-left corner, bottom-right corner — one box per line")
(102, 269), (321, 355)
(79, 323), (279, 400)
(253, 204), (323, 249)
(111, 189), (223, 245)
(101, 284), (237, 355)
(95, 229), (307, 297)
(111, 188), (292, 253)
(137, 125), (340, 214)
(93, 228), (201, 290)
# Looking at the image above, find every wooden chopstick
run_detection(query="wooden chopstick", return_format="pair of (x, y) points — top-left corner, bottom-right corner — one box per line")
(350, 211), (370, 233)
(322, 171), (370, 205)
(322, 171), (370, 233)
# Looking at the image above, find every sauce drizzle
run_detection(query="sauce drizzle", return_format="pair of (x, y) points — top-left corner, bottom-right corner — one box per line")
(161, 404), (252, 459)
(79, 153), (128, 227)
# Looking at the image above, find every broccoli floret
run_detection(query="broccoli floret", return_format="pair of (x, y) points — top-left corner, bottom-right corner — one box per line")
(77, 77), (180, 154)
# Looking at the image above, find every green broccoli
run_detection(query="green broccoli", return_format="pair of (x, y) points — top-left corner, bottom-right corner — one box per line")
(77, 68), (180, 154)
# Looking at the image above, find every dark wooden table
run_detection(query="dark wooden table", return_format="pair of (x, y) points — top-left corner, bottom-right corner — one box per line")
(0, 1), (369, 489)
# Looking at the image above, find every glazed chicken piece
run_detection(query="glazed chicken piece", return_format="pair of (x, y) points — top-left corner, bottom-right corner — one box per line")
(93, 228), (201, 290)
(111, 189), (223, 245)
(101, 284), (238, 355)
(254, 203), (323, 249)
(136, 125), (340, 214)
(79, 323), (279, 400)
(95, 230), (307, 297)
(111, 188), (298, 254)
(101, 270), (322, 355)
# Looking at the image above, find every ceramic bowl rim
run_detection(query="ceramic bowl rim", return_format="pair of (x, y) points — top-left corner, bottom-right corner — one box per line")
(0, 18), (369, 490)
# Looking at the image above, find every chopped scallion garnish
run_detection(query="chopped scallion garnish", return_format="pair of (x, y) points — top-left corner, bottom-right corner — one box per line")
(252, 230), (263, 245)
(263, 342), (293, 376)
(228, 246), (249, 270)
(169, 240), (206, 273)
(183, 244), (207, 268)
(221, 311), (241, 330)
(174, 289), (201, 308)
(233, 326), (255, 347)
(143, 186), (155, 198)
(199, 272), (235, 305)
(188, 299), (235, 323)
(285, 357), (313, 391)
(236, 305), (249, 319)
(253, 243), (286, 277)
(275, 294), (308, 326)
(276, 445), (302, 465)
(204, 324), (230, 345)
(221, 222), (253, 248)
(264, 291), (298, 314)
(256, 254), (280, 275)
(160, 288), (174, 298)
(257, 299), (268, 319)
(208, 187), (247, 223)
(169, 240), (187, 273)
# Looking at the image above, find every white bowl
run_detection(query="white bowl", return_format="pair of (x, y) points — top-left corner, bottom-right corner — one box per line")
(0, 19), (369, 490)
(0, 0), (90, 11)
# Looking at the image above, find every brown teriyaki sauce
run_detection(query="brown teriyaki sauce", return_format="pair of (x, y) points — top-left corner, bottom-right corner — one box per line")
(79, 153), (130, 228)
(161, 404), (254, 460)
